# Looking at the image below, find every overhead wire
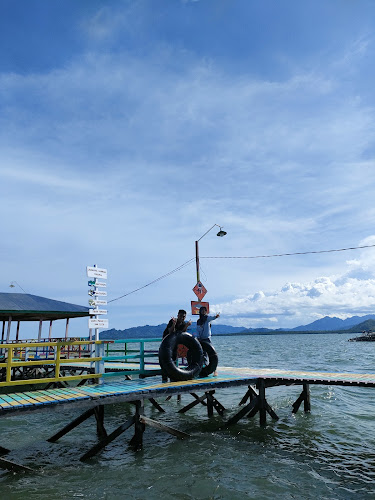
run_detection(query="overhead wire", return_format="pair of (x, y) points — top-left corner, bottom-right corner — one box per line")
(108, 257), (195, 303)
(108, 243), (375, 303)
(201, 244), (375, 259)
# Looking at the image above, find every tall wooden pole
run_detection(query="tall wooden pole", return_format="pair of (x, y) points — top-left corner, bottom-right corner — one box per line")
(195, 240), (200, 283)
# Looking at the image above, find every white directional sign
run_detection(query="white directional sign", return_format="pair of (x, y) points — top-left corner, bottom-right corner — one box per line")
(87, 266), (107, 279)
(89, 309), (107, 315)
(94, 282), (107, 288)
(88, 299), (107, 306)
(89, 318), (109, 329)
(88, 290), (107, 297)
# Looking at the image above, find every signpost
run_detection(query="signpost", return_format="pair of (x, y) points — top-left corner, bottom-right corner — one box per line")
(87, 266), (107, 279)
(88, 299), (107, 307)
(89, 309), (107, 315)
(192, 281), (208, 315)
(192, 281), (207, 301)
(87, 265), (108, 341)
(88, 318), (109, 329)
(191, 301), (209, 315)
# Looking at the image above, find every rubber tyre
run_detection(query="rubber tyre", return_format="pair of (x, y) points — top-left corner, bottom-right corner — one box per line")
(159, 332), (204, 381)
(198, 340), (218, 378)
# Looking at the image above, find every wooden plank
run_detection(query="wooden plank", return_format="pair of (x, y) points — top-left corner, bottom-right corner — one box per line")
(149, 398), (165, 412)
(0, 457), (34, 473)
(226, 397), (259, 426)
(140, 415), (190, 439)
(47, 408), (96, 442)
(178, 393), (207, 414)
(80, 416), (135, 461)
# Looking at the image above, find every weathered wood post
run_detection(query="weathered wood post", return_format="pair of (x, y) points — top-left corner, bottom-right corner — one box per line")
(206, 391), (214, 417)
(94, 406), (107, 439)
(257, 379), (267, 426)
(303, 383), (311, 412)
(130, 400), (145, 450)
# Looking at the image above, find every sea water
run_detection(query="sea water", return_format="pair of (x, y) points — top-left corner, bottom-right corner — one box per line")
(0, 333), (374, 499)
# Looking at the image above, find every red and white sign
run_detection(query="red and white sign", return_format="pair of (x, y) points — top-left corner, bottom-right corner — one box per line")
(192, 281), (207, 301)
(191, 301), (209, 315)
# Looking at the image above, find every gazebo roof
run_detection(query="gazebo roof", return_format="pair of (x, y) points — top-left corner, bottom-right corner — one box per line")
(0, 293), (90, 322)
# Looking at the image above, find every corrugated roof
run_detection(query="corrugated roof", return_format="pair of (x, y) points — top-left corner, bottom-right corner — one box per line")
(0, 293), (90, 321)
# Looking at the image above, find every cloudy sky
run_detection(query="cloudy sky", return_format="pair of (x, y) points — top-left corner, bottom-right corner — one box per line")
(1, 0), (375, 336)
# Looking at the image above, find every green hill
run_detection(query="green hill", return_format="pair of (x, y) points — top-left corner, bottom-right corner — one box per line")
(343, 319), (375, 333)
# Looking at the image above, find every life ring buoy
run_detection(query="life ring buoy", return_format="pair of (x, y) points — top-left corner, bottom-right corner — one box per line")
(198, 340), (218, 378)
(159, 332), (203, 381)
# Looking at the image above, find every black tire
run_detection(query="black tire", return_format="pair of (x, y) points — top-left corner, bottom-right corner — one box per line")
(198, 340), (218, 378)
(159, 332), (204, 381)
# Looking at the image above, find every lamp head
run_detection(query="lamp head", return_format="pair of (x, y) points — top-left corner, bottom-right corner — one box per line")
(216, 228), (227, 237)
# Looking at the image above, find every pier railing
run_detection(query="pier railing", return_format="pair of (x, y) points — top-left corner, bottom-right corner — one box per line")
(103, 338), (162, 378)
(0, 340), (105, 387)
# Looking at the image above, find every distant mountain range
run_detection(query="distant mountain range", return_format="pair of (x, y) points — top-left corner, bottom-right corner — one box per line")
(292, 314), (375, 331)
(100, 314), (375, 340)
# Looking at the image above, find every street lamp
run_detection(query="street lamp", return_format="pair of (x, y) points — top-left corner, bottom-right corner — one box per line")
(195, 224), (227, 282)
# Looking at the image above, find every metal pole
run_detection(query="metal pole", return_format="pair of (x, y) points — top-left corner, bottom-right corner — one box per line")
(38, 320), (43, 341)
(195, 240), (200, 283)
(65, 318), (69, 339)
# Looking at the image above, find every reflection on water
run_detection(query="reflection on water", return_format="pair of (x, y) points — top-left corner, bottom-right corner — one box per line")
(0, 333), (374, 499)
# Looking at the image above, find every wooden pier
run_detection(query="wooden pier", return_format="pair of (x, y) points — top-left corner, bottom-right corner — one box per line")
(0, 365), (375, 471)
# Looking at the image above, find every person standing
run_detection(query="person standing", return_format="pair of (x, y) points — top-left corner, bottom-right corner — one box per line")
(161, 310), (192, 382)
(196, 306), (220, 375)
(162, 310), (191, 338)
(196, 306), (220, 343)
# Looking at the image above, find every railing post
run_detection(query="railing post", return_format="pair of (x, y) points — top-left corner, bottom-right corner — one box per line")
(95, 342), (105, 385)
(6, 347), (13, 383)
(139, 341), (145, 375)
(55, 344), (62, 382)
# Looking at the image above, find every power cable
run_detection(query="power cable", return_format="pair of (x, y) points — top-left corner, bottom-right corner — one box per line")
(201, 244), (375, 260)
(108, 258), (195, 303)
(108, 243), (375, 303)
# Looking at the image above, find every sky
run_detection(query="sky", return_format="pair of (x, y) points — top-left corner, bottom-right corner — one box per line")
(1, 0), (375, 338)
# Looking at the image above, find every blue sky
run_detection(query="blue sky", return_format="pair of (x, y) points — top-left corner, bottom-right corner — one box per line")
(1, 0), (375, 337)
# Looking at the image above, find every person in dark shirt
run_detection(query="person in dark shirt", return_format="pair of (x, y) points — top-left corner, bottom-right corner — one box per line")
(162, 309), (191, 338)
(161, 310), (192, 381)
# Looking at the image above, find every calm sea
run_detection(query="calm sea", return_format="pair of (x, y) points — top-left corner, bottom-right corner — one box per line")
(0, 333), (374, 499)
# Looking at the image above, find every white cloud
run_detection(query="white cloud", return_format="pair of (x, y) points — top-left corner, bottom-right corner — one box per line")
(211, 239), (375, 328)
(1, 11), (375, 330)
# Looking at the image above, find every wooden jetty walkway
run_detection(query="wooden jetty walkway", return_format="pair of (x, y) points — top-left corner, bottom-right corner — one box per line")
(0, 333), (374, 472)
(1, 365), (375, 471)
(1, 366), (375, 415)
